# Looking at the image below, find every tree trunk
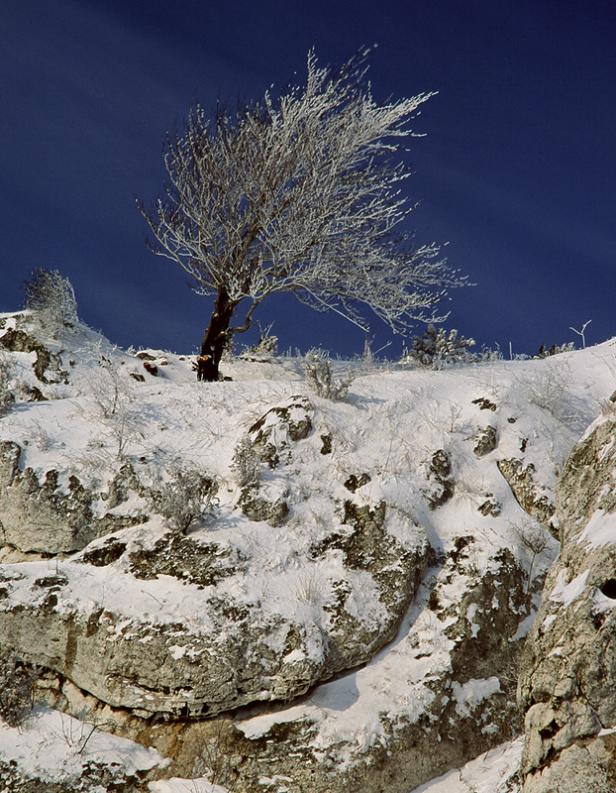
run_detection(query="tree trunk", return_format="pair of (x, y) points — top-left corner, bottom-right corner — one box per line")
(197, 289), (236, 381)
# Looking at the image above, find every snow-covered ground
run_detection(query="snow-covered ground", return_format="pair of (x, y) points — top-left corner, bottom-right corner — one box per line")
(0, 310), (614, 791)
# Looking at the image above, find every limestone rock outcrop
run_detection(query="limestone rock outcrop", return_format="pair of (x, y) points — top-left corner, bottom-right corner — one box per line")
(519, 413), (616, 792)
(0, 442), (146, 554)
(498, 457), (556, 533)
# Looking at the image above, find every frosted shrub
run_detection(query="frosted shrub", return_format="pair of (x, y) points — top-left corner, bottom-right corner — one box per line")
(303, 348), (353, 401)
(24, 268), (78, 337)
(150, 467), (218, 533)
(87, 351), (143, 459)
(406, 324), (476, 369)
(0, 652), (38, 727)
(511, 521), (550, 593)
(230, 435), (260, 489)
(535, 342), (575, 358)
(0, 353), (14, 415)
(524, 363), (572, 422)
(476, 343), (503, 362)
(89, 353), (132, 419)
(241, 321), (279, 362)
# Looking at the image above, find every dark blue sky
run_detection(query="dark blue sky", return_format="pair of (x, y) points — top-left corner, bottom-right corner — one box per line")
(2, 0), (615, 357)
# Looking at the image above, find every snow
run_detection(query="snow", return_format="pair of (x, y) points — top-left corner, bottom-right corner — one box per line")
(593, 590), (616, 614)
(451, 677), (502, 718)
(578, 509), (616, 548)
(412, 738), (522, 792)
(549, 569), (590, 607)
(542, 614), (557, 631)
(0, 706), (163, 782)
(149, 780), (229, 793)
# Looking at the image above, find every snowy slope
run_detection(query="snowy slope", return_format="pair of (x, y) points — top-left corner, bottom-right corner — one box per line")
(0, 310), (614, 792)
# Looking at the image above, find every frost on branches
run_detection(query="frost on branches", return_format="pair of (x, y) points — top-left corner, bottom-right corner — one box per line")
(139, 49), (466, 381)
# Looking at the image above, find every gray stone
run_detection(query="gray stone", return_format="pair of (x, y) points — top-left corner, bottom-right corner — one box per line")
(473, 425), (498, 457)
(425, 449), (454, 509)
(0, 443), (146, 554)
(498, 458), (556, 533)
(0, 501), (430, 718)
(0, 325), (67, 384)
(247, 395), (313, 468)
(519, 416), (616, 792)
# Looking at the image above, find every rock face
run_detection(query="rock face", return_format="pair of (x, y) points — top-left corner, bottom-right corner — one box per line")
(519, 414), (616, 792)
(0, 521), (429, 718)
(35, 538), (530, 793)
(0, 322), (67, 384)
(498, 457), (556, 533)
(0, 396), (431, 719)
(0, 442), (146, 553)
(473, 425), (498, 457)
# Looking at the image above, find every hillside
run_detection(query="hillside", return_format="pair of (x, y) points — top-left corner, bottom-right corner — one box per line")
(0, 309), (614, 792)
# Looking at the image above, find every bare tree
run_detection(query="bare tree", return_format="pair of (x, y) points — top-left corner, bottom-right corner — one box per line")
(139, 49), (465, 381)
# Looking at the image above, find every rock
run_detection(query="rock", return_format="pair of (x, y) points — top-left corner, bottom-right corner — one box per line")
(473, 425), (498, 457)
(517, 737), (616, 793)
(518, 415), (616, 792)
(0, 502), (430, 719)
(425, 449), (454, 509)
(239, 488), (290, 526)
(472, 397), (497, 411)
(23, 385), (48, 402)
(248, 395), (313, 468)
(0, 324), (68, 384)
(343, 472), (371, 492)
(234, 398), (314, 525)
(320, 433), (332, 454)
(311, 500), (429, 653)
(478, 493), (502, 516)
(0, 443), (146, 554)
(497, 458), (556, 533)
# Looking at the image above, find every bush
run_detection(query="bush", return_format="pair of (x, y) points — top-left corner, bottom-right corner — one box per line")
(405, 324), (476, 368)
(89, 351), (133, 420)
(303, 348), (353, 401)
(150, 467), (218, 533)
(0, 652), (38, 727)
(24, 268), (78, 336)
(240, 322), (279, 362)
(230, 435), (260, 489)
(534, 342), (575, 359)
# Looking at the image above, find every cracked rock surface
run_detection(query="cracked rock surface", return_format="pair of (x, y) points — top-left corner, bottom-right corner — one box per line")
(519, 414), (616, 793)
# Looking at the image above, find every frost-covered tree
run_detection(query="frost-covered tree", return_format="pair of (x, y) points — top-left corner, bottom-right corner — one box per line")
(139, 50), (465, 381)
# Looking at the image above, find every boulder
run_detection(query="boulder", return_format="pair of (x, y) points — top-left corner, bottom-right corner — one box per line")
(0, 503), (430, 718)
